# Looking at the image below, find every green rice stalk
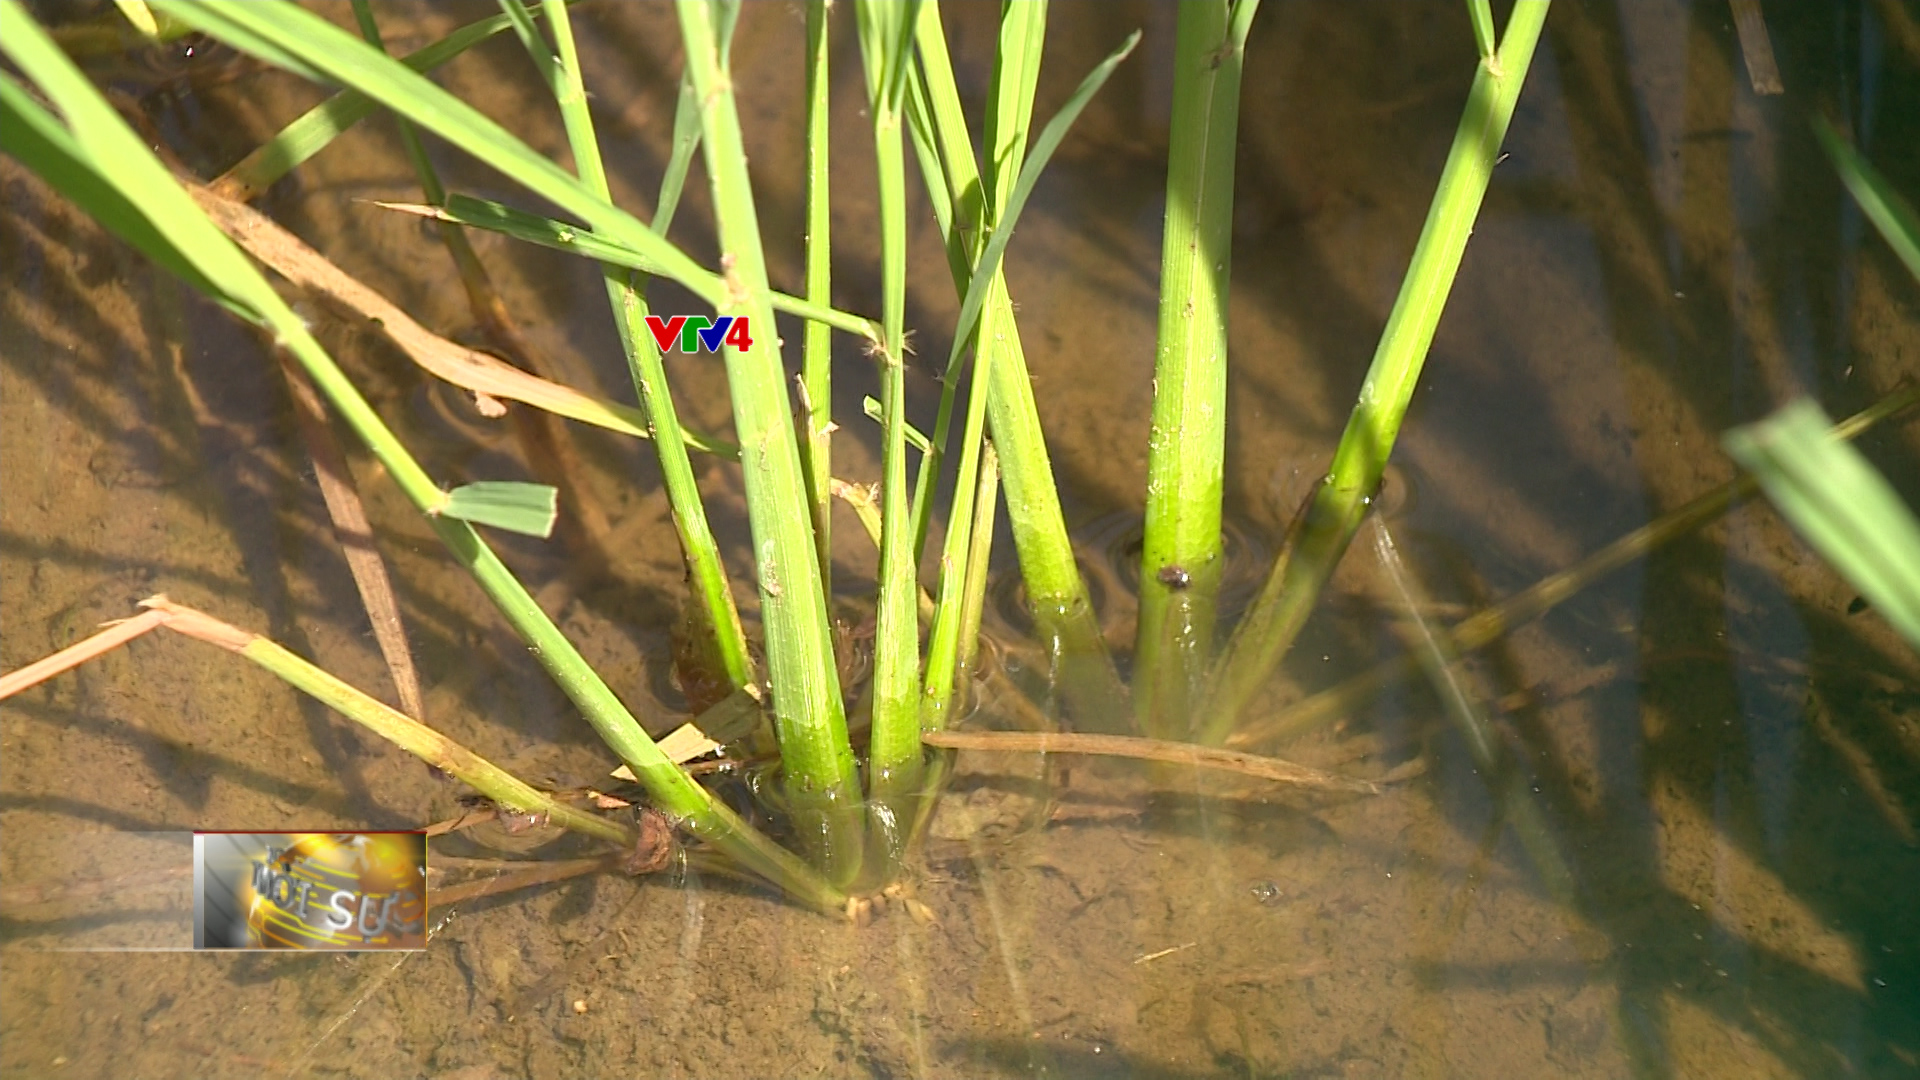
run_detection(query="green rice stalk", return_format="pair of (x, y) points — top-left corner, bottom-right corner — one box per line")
(908, 2), (1133, 727)
(675, 0), (866, 885)
(799, 0), (836, 593)
(857, 0), (930, 834)
(1197, 0), (1550, 745)
(955, 441), (1002, 706)
(1134, 0), (1255, 740)
(908, 45), (998, 730)
(901, 2), (988, 560)
(916, 0), (1041, 732)
(533, 0), (754, 692)
(0, 0), (843, 912)
(918, 298), (998, 729)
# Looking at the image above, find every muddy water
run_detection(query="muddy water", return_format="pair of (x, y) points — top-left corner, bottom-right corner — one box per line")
(4, 2), (1918, 1077)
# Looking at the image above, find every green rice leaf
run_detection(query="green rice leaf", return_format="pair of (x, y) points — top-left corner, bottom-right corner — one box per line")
(939, 30), (1140, 412)
(148, 0), (722, 308)
(1815, 118), (1920, 284)
(654, 71), (703, 235)
(0, 73), (246, 317)
(371, 194), (879, 340)
(112, 0), (161, 38)
(219, 7), (534, 199)
(862, 396), (931, 453)
(437, 481), (560, 539)
(1724, 399), (1920, 650)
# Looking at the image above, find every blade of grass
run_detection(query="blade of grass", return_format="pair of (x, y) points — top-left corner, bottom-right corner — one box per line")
(438, 480), (558, 537)
(982, 0), (1048, 218)
(909, 3), (1136, 727)
(799, 0), (836, 593)
(863, 397), (932, 452)
(918, 341), (995, 729)
(1134, 0), (1255, 740)
(1198, 0), (1550, 745)
(955, 442), (1001, 698)
(1814, 118), (1920, 283)
(533, 0), (754, 693)
(111, 0), (162, 39)
(857, 0), (931, 834)
(905, 18), (996, 733)
(677, 0), (866, 886)
(919, 2), (1041, 737)
(212, 6), (535, 201)
(1465, 0), (1496, 63)
(1724, 399), (1920, 649)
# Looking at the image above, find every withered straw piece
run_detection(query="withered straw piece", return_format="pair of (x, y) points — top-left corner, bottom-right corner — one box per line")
(1730, 0), (1784, 95)
(0, 609), (167, 699)
(1, 595), (634, 849)
(280, 355), (428, 722)
(919, 729), (1381, 794)
(134, 596), (634, 847)
(429, 856), (623, 907)
(184, 181), (737, 459)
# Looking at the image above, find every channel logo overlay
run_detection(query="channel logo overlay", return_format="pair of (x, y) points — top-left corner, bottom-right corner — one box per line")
(193, 832), (427, 950)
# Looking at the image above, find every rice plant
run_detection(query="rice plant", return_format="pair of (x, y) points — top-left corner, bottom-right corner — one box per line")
(1, 0), (1668, 916)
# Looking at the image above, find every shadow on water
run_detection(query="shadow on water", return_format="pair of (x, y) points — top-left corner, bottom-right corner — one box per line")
(2, 1), (1919, 1077)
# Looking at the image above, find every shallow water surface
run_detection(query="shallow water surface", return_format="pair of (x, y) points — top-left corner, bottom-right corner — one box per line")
(3, 2), (1918, 1077)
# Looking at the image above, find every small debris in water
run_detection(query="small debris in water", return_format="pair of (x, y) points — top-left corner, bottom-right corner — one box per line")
(1250, 881), (1282, 905)
(571, 999), (588, 1015)
(1132, 941), (1196, 965)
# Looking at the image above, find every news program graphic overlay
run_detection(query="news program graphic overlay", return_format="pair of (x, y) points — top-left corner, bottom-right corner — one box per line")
(193, 832), (427, 950)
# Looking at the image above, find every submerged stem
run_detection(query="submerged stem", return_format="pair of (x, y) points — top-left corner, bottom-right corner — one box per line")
(1135, 0), (1251, 740)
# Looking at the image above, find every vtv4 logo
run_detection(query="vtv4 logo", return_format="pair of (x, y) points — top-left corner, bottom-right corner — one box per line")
(644, 314), (754, 354)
